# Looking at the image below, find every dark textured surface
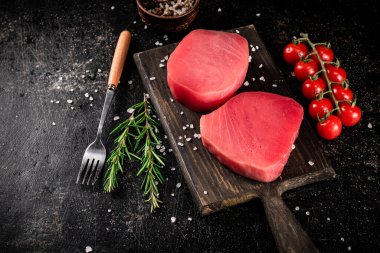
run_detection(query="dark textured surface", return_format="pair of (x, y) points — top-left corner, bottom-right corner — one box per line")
(0, 0), (378, 252)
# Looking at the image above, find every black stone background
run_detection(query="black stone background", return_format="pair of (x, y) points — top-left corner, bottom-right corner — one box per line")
(0, 0), (379, 252)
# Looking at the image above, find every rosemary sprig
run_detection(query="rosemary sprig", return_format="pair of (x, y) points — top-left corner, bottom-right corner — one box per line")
(103, 94), (165, 212)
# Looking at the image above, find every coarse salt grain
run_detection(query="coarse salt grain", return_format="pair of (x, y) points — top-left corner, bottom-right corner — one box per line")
(327, 217), (330, 221)
(70, 88), (74, 92)
(292, 144), (296, 150)
(235, 30), (240, 34)
(111, 6), (115, 10)
(50, 100), (54, 103)
(180, 111), (184, 115)
(179, 136), (183, 139)
(259, 64), (263, 68)
(203, 191), (208, 195)
(81, 75), (85, 78)
(251, 47), (256, 52)
(256, 45), (259, 50)
(171, 167), (176, 171)
(348, 246), (351, 251)
(252, 77), (256, 82)
(168, 149), (173, 152)
(243, 81), (249, 86)
(308, 161), (315, 166)
(182, 126), (187, 130)
(295, 206), (300, 211)
(305, 211), (310, 216)
(52, 122), (56, 126)
(291, 71), (295, 76)
(55, 100), (60, 104)
(171, 193), (175, 196)
(341, 237), (345, 242)
(259, 76), (265, 81)
(149, 77), (156, 81)
(164, 55), (168, 60)
(249, 55), (252, 62)
(58, 76), (63, 81)
(188, 217), (192, 221)
(218, 8), (222, 12)
(67, 100), (73, 104)
(113, 116), (120, 121)
(128, 80), (133, 84)
(84, 93), (89, 98)
(193, 147), (197, 151)
(71, 106), (74, 110)
(94, 89), (98, 93)
(176, 182), (181, 188)
(190, 124), (194, 129)
(89, 96), (93, 101)
(133, 21), (137, 24)
(178, 142), (184, 146)
(127, 108), (135, 114)
(90, 103), (93, 107)
(256, 13), (261, 17)
(159, 63), (165, 68)
(144, 25), (148, 29)
(368, 123), (373, 128)
(171, 217), (176, 223)
(186, 138), (191, 142)
(272, 84), (277, 87)
(85, 246), (93, 253)
(108, 209), (111, 213)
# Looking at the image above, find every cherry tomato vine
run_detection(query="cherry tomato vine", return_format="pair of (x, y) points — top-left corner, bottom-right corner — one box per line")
(283, 33), (362, 140)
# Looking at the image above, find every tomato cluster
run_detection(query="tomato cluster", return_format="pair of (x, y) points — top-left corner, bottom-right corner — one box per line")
(283, 37), (362, 140)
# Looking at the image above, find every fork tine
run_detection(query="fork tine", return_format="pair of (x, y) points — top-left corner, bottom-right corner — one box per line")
(92, 160), (105, 185)
(86, 160), (99, 185)
(82, 159), (95, 184)
(76, 158), (89, 184)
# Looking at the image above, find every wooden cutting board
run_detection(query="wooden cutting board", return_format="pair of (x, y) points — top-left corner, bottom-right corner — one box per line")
(134, 24), (335, 253)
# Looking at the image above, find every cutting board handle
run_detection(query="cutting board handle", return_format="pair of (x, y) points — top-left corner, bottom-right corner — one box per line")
(261, 187), (319, 253)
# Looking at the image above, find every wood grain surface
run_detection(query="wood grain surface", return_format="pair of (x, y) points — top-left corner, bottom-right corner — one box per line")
(134, 24), (335, 215)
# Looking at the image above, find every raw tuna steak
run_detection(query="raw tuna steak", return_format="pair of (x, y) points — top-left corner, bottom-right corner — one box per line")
(167, 29), (249, 112)
(200, 92), (304, 182)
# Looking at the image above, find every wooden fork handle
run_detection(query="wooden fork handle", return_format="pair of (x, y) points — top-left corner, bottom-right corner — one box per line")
(108, 30), (132, 89)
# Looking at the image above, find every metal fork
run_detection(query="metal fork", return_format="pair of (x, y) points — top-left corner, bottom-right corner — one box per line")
(76, 30), (131, 185)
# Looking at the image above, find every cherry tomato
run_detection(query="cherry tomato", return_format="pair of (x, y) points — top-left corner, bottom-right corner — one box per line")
(325, 64), (347, 83)
(308, 98), (333, 120)
(331, 84), (354, 102)
(311, 45), (334, 64)
(337, 102), (362, 127)
(294, 59), (319, 81)
(317, 115), (342, 140)
(283, 42), (309, 65)
(302, 77), (326, 100)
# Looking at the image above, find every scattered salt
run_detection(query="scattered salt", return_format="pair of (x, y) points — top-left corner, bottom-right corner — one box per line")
(170, 98), (174, 102)
(243, 81), (249, 86)
(235, 30), (240, 34)
(52, 122), (56, 126)
(58, 76), (63, 81)
(256, 45), (259, 50)
(182, 126), (187, 130)
(84, 93), (89, 98)
(251, 47), (256, 52)
(89, 96), (93, 101)
(368, 123), (373, 129)
(171, 193), (175, 196)
(193, 147), (198, 151)
(168, 149), (173, 152)
(108, 209), (111, 213)
(327, 217), (330, 221)
(295, 206), (300, 211)
(292, 144), (296, 150)
(189, 124), (194, 129)
(164, 55), (169, 60)
(85, 246), (93, 253)
(186, 138), (192, 142)
(249, 55), (252, 62)
(70, 106), (74, 110)
(259, 76), (265, 81)
(161, 59), (166, 63)
(256, 13), (261, 17)
(111, 6), (115, 10)
(217, 8), (222, 12)
(176, 182), (181, 188)
(188, 217), (192, 221)
(179, 136), (183, 139)
(252, 77), (256, 82)
(67, 99), (73, 104)
(305, 211), (310, 216)
(203, 191), (208, 195)
(113, 116), (120, 121)
(81, 74), (85, 78)
(94, 89), (98, 93)
(90, 103), (93, 107)
(272, 84), (277, 87)
(97, 69), (102, 73)
(85, 70), (89, 73)
(171, 217), (176, 223)
(149, 77), (156, 81)
(133, 21), (137, 24)
(128, 80), (133, 84)
(144, 25), (148, 29)
(348, 246), (351, 251)
(259, 64), (263, 68)
(55, 100), (60, 104)
(341, 237), (345, 242)
(70, 88), (74, 92)
(180, 111), (184, 115)
(291, 71), (295, 76)
(308, 161), (315, 166)
(50, 100), (54, 103)
(159, 63), (165, 68)
(171, 167), (176, 171)
(127, 108), (135, 114)
(250, 44), (253, 48)
(178, 142), (184, 146)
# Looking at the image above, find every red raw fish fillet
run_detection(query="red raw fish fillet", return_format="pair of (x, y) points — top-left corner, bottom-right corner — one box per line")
(200, 92), (304, 182)
(167, 29), (249, 112)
